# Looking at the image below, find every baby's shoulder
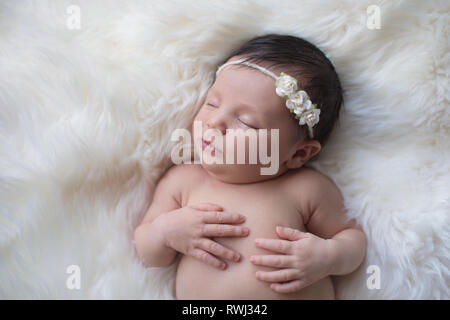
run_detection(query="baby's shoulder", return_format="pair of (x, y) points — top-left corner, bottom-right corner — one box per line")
(164, 163), (206, 181)
(162, 163), (208, 189)
(157, 164), (207, 206)
(282, 166), (327, 187)
(281, 167), (340, 207)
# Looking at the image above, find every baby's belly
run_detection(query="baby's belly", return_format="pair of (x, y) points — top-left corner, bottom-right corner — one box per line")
(175, 207), (334, 300)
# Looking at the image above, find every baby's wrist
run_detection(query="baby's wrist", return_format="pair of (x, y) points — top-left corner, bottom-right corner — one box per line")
(324, 239), (338, 276)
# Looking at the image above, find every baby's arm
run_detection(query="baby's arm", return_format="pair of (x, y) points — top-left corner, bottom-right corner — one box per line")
(303, 175), (366, 276)
(250, 171), (366, 293)
(134, 165), (182, 267)
(134, 164), (250, 269)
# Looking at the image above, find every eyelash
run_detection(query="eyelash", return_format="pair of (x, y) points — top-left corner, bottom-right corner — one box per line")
(206, 103), (256, 129)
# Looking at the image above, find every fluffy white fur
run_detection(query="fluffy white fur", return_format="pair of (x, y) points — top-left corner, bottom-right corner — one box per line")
(0, 0), (448, 299)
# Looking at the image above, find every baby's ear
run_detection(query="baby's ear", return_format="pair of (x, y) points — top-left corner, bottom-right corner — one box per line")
(286, 140), (321, 169)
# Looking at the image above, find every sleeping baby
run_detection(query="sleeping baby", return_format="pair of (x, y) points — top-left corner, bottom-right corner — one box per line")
(134, 34), (367, 299)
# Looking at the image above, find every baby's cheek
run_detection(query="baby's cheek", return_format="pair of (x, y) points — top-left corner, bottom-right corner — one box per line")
(193, 112), (206, 123)
(224, 132), (268, 165)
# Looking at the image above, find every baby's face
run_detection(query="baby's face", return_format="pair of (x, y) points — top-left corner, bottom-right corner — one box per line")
(192, 57), (311, 184)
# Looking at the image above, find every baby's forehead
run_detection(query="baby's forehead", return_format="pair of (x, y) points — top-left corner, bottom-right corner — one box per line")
(216, 64), (275, 84)
(208, 84), (281, 115)
(212, 67), (279, 101)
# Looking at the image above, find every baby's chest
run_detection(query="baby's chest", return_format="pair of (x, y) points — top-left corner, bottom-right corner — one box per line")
(186, 183), (306, 237)
(184, 183), (304, 262)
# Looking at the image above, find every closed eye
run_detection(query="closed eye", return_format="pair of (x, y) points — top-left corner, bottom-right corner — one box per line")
(206, 102), (258, 129)
(238, 118), (257, 129)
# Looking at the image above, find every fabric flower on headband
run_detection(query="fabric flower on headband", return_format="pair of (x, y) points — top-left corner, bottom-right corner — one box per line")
(275, 72), (320, 133)
(275, 73), (298, 97)
(215, 59), (321, 139)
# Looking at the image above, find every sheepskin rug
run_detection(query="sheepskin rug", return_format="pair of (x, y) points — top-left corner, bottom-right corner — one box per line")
(0, 0), (448, 299)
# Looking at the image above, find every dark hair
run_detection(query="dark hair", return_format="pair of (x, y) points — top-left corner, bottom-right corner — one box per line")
(218, 34), (343, 148)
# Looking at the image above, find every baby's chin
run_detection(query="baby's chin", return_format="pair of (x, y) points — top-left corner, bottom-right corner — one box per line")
(198, 157), (283, 184)
(193, 142), (283, 184)
(200, 163), (263, 184)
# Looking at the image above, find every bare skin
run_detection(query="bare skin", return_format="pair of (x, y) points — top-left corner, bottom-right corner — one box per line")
(134, 56), (366, 300)
(174, 164), (337, 299)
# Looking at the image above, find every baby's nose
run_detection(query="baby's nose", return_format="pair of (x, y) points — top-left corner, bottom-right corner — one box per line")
(206, 118), (227, 135)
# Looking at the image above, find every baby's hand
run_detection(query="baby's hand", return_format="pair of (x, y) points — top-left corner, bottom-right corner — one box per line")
(158, 202), (250, 270)
(250, 226), (332, 293)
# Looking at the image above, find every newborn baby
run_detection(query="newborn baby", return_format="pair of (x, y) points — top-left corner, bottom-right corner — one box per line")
(134, 34), (366, 300)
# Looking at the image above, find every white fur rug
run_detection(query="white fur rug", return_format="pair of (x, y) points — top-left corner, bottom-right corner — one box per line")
(0, 0), (448, 299)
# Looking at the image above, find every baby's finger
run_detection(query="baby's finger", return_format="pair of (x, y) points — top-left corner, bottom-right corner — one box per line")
(254, 238), (292, 254)
(190, 248), (227, 270)
(197, 239), (241, 262)
(202, 211), (246, 224)
(250, 255), (295, 268)
(255, 268), (300, 283)
(189, 203), (224, 212)
(201, 224), (250, 237)
(276, 226), (309, 241)
(270, 280), (305, 293)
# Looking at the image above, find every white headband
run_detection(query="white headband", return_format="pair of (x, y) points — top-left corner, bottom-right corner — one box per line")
(216, 58), (320, 139)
